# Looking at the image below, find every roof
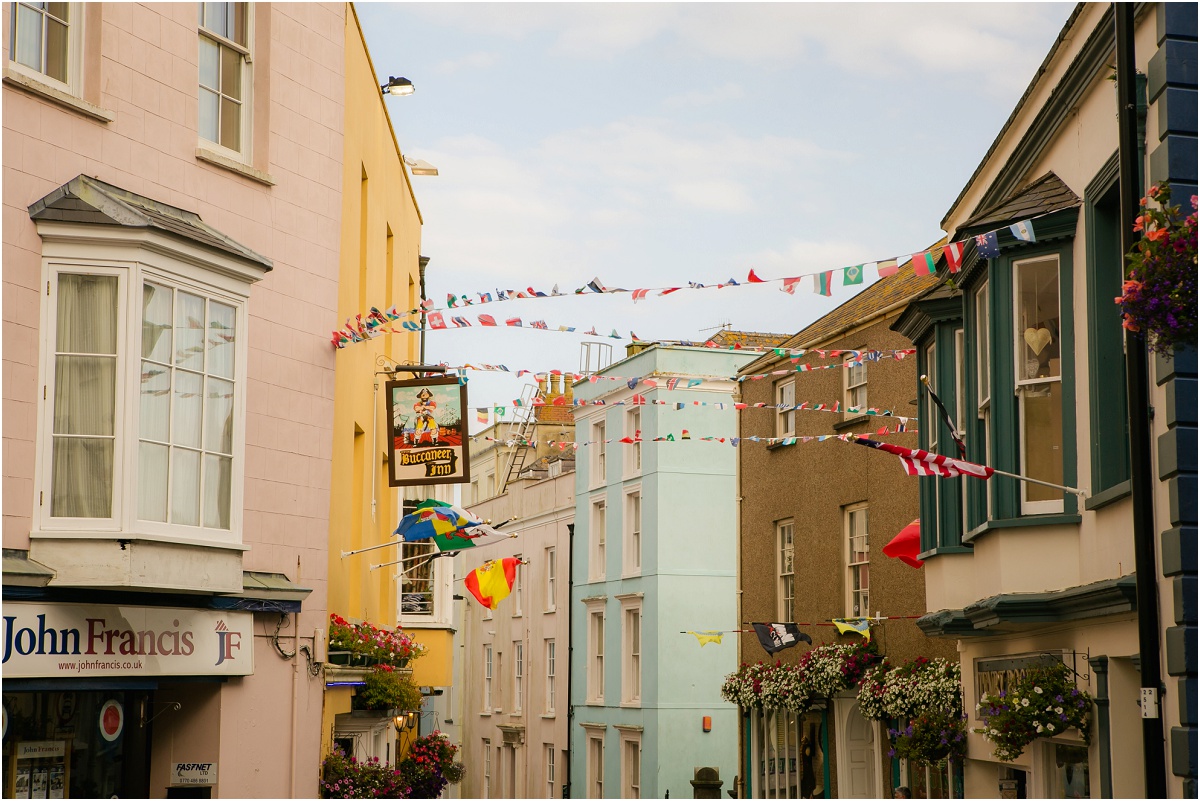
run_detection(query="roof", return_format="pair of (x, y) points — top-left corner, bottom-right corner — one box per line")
(28, 175), (273, 269)
(705, 329), (792, 349)
(209, 571), (313, 613)
(2, 549), (56, 587)
(956, 171), (1081, 237)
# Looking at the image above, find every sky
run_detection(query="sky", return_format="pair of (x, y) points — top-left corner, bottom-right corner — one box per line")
(355, 2), (1075, 426)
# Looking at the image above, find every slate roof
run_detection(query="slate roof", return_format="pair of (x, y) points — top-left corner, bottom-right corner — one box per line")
(705, 329), (792, 349)
(28, 175), (272, 270)
(956, 171), (1081, 237)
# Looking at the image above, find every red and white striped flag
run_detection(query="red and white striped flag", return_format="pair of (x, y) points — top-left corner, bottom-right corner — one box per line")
(852, 437), (993, 479)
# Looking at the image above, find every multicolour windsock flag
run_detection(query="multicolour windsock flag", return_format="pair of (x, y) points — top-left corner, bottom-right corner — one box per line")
(393, 502), (483, 542)
(464, 558), (520, 609)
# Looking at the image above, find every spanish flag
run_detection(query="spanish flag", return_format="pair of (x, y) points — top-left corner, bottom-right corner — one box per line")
(465, 558), (519, 610)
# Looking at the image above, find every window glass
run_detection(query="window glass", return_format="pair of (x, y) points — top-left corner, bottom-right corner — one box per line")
(198, 2), (247, 152)
(11, 2), (69, 84)
(847, 506), (868, 616)
(845, 357), (867, 410)
(777, 521), (794, 622)
(777, 381), (795, 435)
(1014, 256), (1064, 510)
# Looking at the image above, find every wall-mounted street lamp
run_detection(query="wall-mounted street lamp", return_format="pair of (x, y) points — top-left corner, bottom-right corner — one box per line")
(382, 76), (415, 96)
(403, 156), (439, 177)
(393, 710), (419, 732)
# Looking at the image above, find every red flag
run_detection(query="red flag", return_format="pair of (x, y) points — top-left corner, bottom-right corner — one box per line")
(883, 520), (924, 568)
(427, 311), (447, 330)
(747, 269), (765, 283)
(944, 241), (964, 273)
(505, 317), (522, 327)
(852, 437), (992, 479)
(781, 277), (802, 295)
(478, 314), (497, 326)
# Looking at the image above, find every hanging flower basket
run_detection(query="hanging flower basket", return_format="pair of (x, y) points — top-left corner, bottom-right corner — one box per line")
(858, 656), (962, 722)
(720, 643), (881, 713)
(328, 613), (425, 668)
(888, 708), (968, 768)
(326, 650), (353, 666)
(974, 661), (1092, 762)
(1116, 183), (1197, 356)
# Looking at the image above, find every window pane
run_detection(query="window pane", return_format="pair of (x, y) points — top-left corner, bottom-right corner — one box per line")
(54, 356), (116, 435)
(202, 2), (227, 37)
(205, 377), (234, 454)
(976, 283), (990, 403)
(1022, 382), (1064, 502)
(142, 282), (173, 362)
(220, 44), (241, 99)
(139, 361), (170, 441)
(51, 437), (113, 517)
(14, 4), (43, 72)
(45, 16), (67, 82)
(175, 292), (206, 370)
(170, 448), (201, 525)
(230, 2), (247, 46)
(58, 274), (118, 354)
(208, 301), (236, 378)
(219, 95), (240, 151)
(199, 88), (220, 143)
(47, 3), (68, 22)
(138, 441), (169, 522)
(1016, 258), (1060, 381)
(198, 37), (219, 89)
(173, 370), (203, 448)
(203, 453), (232, 528)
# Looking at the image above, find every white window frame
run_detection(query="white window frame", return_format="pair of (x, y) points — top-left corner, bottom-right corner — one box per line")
(32, 231), (261, 549)
(592, 418), (607, 487)
(483, 738), (492, 798)
(544, 638), (556, 714)
(7, 1), (83, 95)
(197, 1), (253, 162)
(623, 487), (642, 577)
(624, 407), (641, 476)
(545, 546), (557, 611)
(1013, 254), (1065, 515)
(776, 379), (796, 436)
(843, 354), (867, 414)
(398, 537), (455, 627)
(975, 281), (993, 521)
(513, 639), (524, 713)
(586, 601), (606, 704)
(590, 497), (607, 581)
(620, 596), (642, 706)
(483, 643), (494, 713)
(845, 503), (869, 617)
(513, 555), (523, 617)
(545, 744), (556, 799)
(587, 731), (605, 799)
(777, 519), (795, 622)
(620, 731), (642, 799)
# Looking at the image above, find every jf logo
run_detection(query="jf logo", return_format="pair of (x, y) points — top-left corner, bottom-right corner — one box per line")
(214, 620), (242, 666)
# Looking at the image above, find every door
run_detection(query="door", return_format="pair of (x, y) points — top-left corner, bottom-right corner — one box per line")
(834, 698), (876, 799)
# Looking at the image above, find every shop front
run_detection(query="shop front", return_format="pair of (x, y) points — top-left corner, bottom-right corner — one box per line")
(2, 602), (253, 799)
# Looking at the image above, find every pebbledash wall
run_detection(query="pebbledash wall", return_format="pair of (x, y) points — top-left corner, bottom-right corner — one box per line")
(2, 3), (345, 797)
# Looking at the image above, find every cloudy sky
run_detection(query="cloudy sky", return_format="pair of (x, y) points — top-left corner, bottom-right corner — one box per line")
(356, 2), (1074, 422)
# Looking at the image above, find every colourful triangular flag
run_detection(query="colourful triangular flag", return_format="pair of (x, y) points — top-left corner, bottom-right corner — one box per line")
(1010, 219), (1036, 243)
(912, 251), (936, 276)
(843, 264), (864, 285)
(944, 241), (964, 273)
(832, 618), (871, 642)
(747, 269), (765, 283)
(877, 259), (899, 277)
(814, 271), (834, 296)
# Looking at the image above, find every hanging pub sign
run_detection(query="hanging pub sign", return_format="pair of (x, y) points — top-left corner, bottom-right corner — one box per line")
(385, 375), (471, 486)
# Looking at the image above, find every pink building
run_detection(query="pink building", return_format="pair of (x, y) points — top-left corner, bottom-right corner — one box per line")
(2, 3), (346, 797)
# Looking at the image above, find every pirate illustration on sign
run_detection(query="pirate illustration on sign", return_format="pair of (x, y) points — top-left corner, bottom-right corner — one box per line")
(412, 386), (439, 445)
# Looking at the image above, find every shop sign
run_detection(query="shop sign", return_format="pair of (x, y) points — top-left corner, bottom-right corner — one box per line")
(99, 700), (123, 742)
(385, 376), (471, 487)
(2, 603), (254, 678)
(16, 741), (66, 759)
(171, 762), (217, 786)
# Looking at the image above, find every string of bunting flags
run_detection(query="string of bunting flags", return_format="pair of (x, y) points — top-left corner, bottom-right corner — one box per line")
(477, 427), (916, 450)
(682, 616), (923, 649)
(331, 212), (1045, 349)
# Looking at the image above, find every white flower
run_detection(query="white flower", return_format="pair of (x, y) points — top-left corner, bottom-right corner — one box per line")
(1036, 725), (1044, 733)
(1055, 707), (1063, 714)
(1047, 723), (1055, 731)
(1034, 687), (1043, 694)
(1021, 699), (1030, 707)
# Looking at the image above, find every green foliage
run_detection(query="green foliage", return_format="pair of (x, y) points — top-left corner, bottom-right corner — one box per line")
(354, 666), (423, 712)
(888, 708), (967, 767)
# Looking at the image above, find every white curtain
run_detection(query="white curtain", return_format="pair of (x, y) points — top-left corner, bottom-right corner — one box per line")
(51, 274), (118, 518)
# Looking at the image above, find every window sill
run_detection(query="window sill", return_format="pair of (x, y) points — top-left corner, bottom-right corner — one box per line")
(962, 513), (1083, 545)
(916, 545), (974, 561)
(30, 528), (249, 551)
(396, 618), (455, 630)
(3, 67), (115, 122)
(479, 712), (492, 718)
(541, 713), (556, 719)
(586, 699), (604, 707)
(832, 414), (872, 431)
(195, 147), (276, 186)
(619, 701), (641, 709)
(1084, 480), (1131, 512)
(544, 607), (556, 614)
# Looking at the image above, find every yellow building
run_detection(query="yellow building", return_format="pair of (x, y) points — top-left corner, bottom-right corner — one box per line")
(321, 5), (453, 765)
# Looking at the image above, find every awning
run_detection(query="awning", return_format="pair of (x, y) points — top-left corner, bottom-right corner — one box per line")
(882, 520), (924, 568)
(2, 549), (57, 587)
(209, 571), (312, 613)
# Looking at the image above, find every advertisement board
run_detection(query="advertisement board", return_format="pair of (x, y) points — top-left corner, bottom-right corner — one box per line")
(385, 375), (471, 487)
(2, 603), (254, 678)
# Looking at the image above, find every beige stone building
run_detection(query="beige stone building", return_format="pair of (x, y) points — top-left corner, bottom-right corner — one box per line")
(736, 267), (957, 799)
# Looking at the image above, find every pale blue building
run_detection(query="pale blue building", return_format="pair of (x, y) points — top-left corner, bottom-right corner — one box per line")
(569, 344), (760, 799)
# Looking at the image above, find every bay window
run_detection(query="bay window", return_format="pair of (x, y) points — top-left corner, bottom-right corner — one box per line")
(1013, 255), (1064, 514)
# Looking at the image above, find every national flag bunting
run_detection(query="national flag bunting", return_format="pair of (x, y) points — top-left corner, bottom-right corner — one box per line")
(944, 241), (964, 273)
(451, 316), (471, 327)
(912, 251), (936, 276)
(476, 408), (489, 425)
(1010, 219), (1036, 242)
(877, 259), (899, 277)
(747, 269), (765, 283)
(427, 311), (447, 330)
(843, 264), (864, 285)
(832, 618), (871, 642)
(688, 631), (725, 646)
(478, 314), (497, 326)
(505, 317), (522, 327)
(464, 558), (520, 609)
(851, 437), (993, 479)
(781, 277), (802, 295)
(974, 231), (1000, 259)
(752, 622), (812, 654)
(814, 271), (834, 296)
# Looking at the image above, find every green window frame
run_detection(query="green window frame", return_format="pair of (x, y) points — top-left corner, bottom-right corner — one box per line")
(1083, 156), (1131, 507)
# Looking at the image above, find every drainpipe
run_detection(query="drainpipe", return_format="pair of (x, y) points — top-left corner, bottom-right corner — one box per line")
(418, 255), (430, 366)
(1089, 656), (1113, 798)
(1115, 5), (1167, 797)
(565, 522), (575, 798)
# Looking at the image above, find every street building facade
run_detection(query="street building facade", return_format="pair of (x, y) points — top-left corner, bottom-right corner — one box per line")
(735, 266), (958, 799)
(569, 343), (767, 799)
(2, 2), (347, 796)
(894, 3), (1196, 797)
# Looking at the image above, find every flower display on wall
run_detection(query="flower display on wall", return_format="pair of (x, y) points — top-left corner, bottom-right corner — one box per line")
(328, 613), (426, 667)
(857, 656), (962, 722)
(720, 643), (881, 712)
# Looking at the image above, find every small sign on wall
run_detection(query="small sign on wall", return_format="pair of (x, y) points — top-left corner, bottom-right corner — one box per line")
(385, 376), (471, 487)
(171, 762), (217, 786)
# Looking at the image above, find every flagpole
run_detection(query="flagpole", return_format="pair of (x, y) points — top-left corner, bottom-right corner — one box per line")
(985, 467), (1089, 499)
(341, 540), (404, 558)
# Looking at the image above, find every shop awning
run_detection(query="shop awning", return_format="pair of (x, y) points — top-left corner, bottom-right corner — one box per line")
(882, 520), (924, 568)
(209, 571), (312, 613)
(2, 549), (56, 587)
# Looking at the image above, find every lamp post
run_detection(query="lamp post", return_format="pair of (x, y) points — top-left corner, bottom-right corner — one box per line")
(381, 76), (415, 96)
